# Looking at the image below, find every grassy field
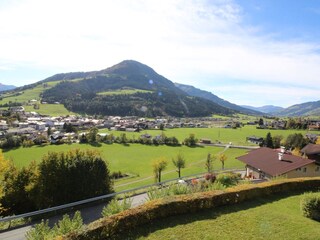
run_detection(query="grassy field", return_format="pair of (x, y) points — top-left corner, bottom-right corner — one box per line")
(100, 125), (309, 146)
(97, 89), (153, 95)
(24, 104), (74, 116)
(0, 81), (59, 105)
(3, 143), (246, 191)
(3, 126), (311, 190)
(0, 81), (74, 116)
(121, 192), (320, 239)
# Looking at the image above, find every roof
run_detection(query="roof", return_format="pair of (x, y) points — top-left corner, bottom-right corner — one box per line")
(237, 147), (315, 177)
(301, 144), (320, 155)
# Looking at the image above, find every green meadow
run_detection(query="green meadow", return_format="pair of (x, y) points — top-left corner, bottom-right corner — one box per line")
(24, 104), (74, 116)
(0, 81), (59, 105)
(3, 143), (246, 191)
(2, 126), (310, 191)
(100, 125), (309, 146)
(123, 193), (320, 240)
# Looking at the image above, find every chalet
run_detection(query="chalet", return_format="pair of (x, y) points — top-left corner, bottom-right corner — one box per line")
(246, 136), (263, 145)
(200, 138), (212, 144)
(237, 147), (320, 180)
(301, 144), (320, 163)
(305, 133), (319, 143)
(9, 106), (24, 113)
(50, 132), (64, 144)
(140, 133), (152, 139)
(0, 121), (8, 130)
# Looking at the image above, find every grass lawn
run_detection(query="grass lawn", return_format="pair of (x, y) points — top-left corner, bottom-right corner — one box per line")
(3, 143), (246, 191)
(121, 192), (320, 240)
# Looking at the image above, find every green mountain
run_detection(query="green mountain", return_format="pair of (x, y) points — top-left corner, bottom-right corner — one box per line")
(40, 60), (235, 117)
(277, 100), (320, 116)
(175, 83), (262, 115)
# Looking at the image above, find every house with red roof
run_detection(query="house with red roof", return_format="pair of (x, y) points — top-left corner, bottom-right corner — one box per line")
(237, 147), (320, 180)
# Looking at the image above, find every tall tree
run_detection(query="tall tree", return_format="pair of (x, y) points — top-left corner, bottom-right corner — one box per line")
(258, 118), (264, 126)
(87, 127), (98, 143)
(205, 153), (216, 173)
(152, 158), (168, 183)
(184, 134), (198, 147)
(218, 153), (228, 170)
(34, 149), (113, 209)
(285, 133), (308, 150)
(172, 153), (186, 178)
(265, 132), (274, 148)
(272, 135), (283, 149)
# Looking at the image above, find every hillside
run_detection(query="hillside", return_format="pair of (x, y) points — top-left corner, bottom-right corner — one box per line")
(40, 60), (235, 117)
(240, 105), (284, 114)
(175, 83), (262, 115)
(277, 100), (320, 116)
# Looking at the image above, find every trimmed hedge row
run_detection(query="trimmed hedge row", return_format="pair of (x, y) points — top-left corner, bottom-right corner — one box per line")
(64, 177), (320, 240)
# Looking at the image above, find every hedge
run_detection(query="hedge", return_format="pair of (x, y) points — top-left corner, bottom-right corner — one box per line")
(63, 177), (320, 240)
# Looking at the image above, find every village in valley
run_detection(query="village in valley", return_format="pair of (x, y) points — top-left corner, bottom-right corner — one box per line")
(2, 105), (320, 147)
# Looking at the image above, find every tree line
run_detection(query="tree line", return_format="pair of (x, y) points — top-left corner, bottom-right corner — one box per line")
(0, 149), (113, 216)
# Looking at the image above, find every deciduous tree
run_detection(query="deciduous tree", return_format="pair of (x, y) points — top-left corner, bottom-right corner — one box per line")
(172, 153), (186, 178)
(218, 153), (228, 170)
(152, 158), (168, 183)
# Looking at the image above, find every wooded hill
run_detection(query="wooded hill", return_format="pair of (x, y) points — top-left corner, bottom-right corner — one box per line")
(175, 83), (262, 115)
(40, 60), (236, 117)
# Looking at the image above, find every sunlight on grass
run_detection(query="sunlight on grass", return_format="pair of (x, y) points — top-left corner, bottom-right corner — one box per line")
(122, 193), (320, 239)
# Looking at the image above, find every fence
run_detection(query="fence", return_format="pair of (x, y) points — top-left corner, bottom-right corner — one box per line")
(0, 168), (243, 224)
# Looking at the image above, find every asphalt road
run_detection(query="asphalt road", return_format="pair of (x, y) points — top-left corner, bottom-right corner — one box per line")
(0, 193), (148, 240)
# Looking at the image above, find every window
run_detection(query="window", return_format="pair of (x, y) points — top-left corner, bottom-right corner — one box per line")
(296, 168), (301, 171)
(316, 166), (320, 172)
(303, 168), (307, 173)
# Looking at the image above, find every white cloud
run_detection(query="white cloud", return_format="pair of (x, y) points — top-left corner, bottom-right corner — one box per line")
(0, 0), (319, 106)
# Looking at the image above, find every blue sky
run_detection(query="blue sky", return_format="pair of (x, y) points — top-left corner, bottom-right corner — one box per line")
(0, 0), (320, 107)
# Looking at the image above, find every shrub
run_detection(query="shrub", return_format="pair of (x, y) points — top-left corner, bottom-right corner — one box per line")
(301, 192), (320, 221)
(22, 140), (34, 148)
(25, 220), (51, 240)
(26, 211), (83, 240)
(216, 173), (239, 187)
(102, 196), (133, 217)
(147, 187), (171, 201)
(204, 173), (216, 183)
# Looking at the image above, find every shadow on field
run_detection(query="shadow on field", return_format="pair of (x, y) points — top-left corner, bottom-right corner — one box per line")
(116, 192), (302, 239)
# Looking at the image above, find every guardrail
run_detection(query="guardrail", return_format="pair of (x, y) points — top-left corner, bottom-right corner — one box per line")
(0, 168), (243, 224)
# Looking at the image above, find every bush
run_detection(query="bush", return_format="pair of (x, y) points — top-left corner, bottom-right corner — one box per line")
(147, 187), (171, 201)
(204, 173), (216, 183)
(301, 192), (320, 221)
(216, 173), (239, 187)
(102, 196), (133, 217)
(26, 211), (83, 239)
(25, 220), (51, 240)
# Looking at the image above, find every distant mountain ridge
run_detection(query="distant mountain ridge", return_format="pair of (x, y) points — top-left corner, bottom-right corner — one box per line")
(40, 60), (235, 117)
(240, 105), (284, 114)
(175, 83), (262, 115)
(276, 100), (320, 116)
(0, 83), (16, 92)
